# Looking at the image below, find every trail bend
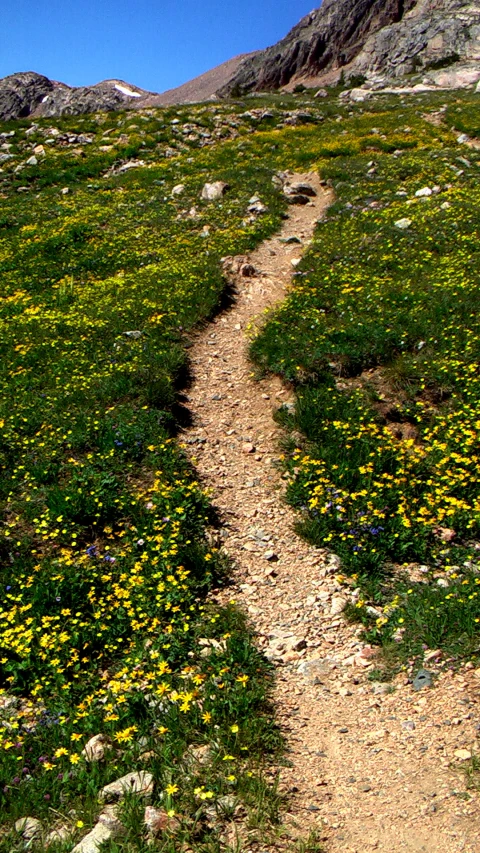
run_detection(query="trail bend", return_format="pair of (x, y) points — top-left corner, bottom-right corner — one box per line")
(183, 173), (480, 853)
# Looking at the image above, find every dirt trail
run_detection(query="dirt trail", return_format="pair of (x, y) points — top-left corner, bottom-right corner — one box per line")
(183, 173), (480, 853)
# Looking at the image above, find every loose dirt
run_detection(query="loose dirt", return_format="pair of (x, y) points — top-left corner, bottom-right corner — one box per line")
(183, 173), (480, 853)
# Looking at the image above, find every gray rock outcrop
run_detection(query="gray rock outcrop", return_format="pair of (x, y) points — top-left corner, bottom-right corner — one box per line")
(0, 72), (155, 121)
(218, 0), (480, 94)
(0, 72), (55, 121)
(354, 0), (480, 80)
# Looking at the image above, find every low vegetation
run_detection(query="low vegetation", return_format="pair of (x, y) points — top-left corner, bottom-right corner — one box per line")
(1, 85), (480, 848)
(0, 100), (295, 851)
(251, 90), (480, 667)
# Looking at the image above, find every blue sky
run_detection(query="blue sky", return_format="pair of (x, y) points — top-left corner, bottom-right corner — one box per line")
(1, 1), (317, 93)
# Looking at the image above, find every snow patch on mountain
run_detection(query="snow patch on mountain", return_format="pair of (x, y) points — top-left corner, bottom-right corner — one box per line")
(114, 84), (141, 98)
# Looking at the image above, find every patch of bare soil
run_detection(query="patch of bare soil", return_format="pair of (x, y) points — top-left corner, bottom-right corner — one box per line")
(183, 173), (480, 853)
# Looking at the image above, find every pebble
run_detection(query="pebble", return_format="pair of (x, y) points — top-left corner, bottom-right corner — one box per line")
(372, 683), (390, 695)
(242, 442), (256, 454)
(454, 749), (472, 761)
(15, 817), (42, 839)
(424, 649), (442, 663)
(330, 595), (348, 615)
(279, 235), (302, 244)
(99, 771), (154, 803)
(413, 669), (433, 691)
(297, 657), (332, 684)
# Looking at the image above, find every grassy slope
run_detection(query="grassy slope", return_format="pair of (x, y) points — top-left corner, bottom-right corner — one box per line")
(0, 100), (321, 850)
(251, 91), (480, 668)
(2, 87), (480, 849)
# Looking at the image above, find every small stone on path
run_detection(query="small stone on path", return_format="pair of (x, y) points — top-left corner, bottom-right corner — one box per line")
(454, 749), (472, 760)
(413, 669), (433, 691)
(330, 595), (348, 615)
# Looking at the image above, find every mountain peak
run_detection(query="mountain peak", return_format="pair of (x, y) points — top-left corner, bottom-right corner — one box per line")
(0, 71), (156, 121)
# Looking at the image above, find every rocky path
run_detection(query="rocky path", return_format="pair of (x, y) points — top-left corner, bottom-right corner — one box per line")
(183, 173), (480, 853)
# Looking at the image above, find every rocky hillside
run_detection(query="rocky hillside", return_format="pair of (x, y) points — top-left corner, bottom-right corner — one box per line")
(0, 58), (259, 121)
(0, 72), (156, 121)
(219, 0), (480, 94)
(152, 54), (258, 106)
(2, 0), (480, 121)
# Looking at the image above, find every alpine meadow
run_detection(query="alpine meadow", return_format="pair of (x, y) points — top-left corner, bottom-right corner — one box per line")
(1, 80), (480, 851)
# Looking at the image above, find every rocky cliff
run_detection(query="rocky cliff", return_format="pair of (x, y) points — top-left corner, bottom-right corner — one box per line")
(218, 0), (480, 94)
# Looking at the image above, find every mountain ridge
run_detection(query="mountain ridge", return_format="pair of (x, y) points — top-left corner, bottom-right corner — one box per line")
(219, 0), (480, 94)
(0, 72), (156, 122)
(0, 54), (258, 122)
(1, 0), (480, 121)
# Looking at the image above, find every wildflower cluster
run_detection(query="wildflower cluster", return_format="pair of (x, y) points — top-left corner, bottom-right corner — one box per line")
(0, 99), (297, 834)
(251, 92), (480, 656)
(1, 82), (478, 842)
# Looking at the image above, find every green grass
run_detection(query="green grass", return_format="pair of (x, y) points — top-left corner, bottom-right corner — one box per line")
(463, 754), (480, 793)
(1, 86), (480, 847)
(250, 90), (480, 668)
(0, 98), (305, 850)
